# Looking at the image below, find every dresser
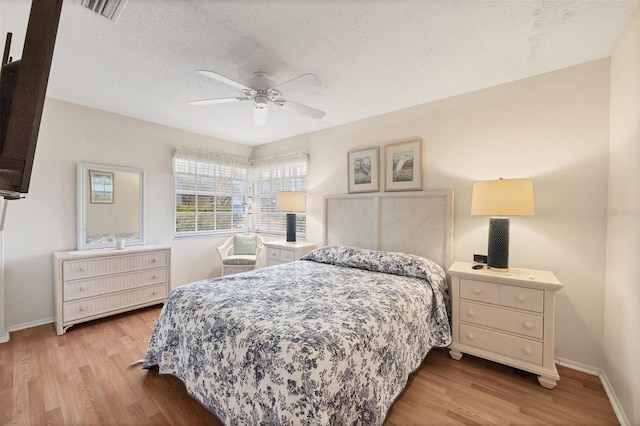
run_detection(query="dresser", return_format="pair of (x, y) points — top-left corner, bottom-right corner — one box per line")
(264, 241), (317, 267)
(54, 245), (171, 335)
(447, 261), (563, 388)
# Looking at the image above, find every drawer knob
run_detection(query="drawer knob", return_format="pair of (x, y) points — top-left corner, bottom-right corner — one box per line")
(524, 321), (533, 329)
(473, 288), (482, 295)
(466, 310), (476, 317)
(516, 295), (526, 302)
(152, 275), (157, 279)
(523, 347), (533, 355)
(152, 291), (158, 296)
(80, 266), (87, 272)
(151, 258), (158, 263)
(79, 286), (87, 292)
(79, 306), (87, 311)
(467, 333), (475, 340)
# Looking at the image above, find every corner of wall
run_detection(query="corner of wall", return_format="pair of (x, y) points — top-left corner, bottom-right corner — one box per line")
(556, 357), (630, 426)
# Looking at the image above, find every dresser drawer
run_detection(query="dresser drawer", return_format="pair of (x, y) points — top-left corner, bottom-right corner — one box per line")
(63, 283), (168, 322)
(459, 301), (543, 339)
(280, 249), (294, 262)
(460, 324), (543, 365)
(64, 268), (169, 301)
(460, 279), (499, 303)
(500, 283), (544, 313)
(266, 247), (295, 262)
(266, 247), (280, 262)
(63, 251), (169, 281)
(460, 279), (543, 313)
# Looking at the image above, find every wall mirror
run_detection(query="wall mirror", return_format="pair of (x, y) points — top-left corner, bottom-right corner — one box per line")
(77, 162), (146, 250)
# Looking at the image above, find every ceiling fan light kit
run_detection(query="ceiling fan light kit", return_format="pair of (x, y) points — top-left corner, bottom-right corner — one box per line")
(190, 70), (325, 126)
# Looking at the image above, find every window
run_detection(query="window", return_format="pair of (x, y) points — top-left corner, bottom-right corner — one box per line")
(174, 150), (249, 235)
(253, 152), (308, 238)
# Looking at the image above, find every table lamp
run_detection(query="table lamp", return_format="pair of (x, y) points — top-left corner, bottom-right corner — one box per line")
(471, 178), (535, 271)
(276, 191), (306, 242)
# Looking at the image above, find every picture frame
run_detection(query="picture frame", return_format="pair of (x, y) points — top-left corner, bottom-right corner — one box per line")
(348, 147), (379, 193)
(89, 170), (114, 204)
(384, 139), (423, 191)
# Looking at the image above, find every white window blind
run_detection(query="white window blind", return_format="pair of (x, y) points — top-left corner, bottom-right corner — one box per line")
(252, 152), (308, 238)
(174, 150), (249, 235)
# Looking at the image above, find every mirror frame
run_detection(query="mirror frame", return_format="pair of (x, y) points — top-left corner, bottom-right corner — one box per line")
(77, 162), (146, 250)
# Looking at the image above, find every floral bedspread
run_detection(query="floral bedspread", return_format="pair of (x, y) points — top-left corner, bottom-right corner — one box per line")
(143, 245), (451, 425)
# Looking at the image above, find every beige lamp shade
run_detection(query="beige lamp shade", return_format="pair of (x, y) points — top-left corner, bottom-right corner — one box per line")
(471, 178), (535, 216)
(276, 191), (306, 212)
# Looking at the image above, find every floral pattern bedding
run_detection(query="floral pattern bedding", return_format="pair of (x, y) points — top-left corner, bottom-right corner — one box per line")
(143, 245), (451, 425)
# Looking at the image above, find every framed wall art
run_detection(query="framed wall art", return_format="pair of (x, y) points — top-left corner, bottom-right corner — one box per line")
(348, 147), (379, 193)
(384, 139), (423, 191)
(89, 170), (114, 203)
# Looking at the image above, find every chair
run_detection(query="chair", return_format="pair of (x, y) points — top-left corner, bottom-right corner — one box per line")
(217, 234), (264, 276)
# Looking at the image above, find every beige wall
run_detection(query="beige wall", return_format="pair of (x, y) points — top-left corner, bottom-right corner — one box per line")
(606, 7), (640, 425)
(254, 59), (612, 368)
(3, 98), (251, 328)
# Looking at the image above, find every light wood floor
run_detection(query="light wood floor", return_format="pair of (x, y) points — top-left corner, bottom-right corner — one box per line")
(0, 306), (619, 425)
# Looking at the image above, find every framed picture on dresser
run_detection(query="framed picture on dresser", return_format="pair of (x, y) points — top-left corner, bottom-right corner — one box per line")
(384, 139), (423, 191)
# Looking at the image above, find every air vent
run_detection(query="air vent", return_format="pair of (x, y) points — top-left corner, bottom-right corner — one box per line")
(80, 0), (128, 21)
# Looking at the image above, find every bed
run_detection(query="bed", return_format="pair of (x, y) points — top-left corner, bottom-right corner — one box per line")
(143, 191), (454, 425)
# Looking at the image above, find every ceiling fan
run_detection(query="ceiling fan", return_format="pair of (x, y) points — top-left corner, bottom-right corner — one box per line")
(189, 70), (326, 126)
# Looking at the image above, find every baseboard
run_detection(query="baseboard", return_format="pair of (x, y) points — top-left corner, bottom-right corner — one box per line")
(555, 356), (601, 376)
(556, 357), (630, 426)
(598, 370), (631, 426)
(6, 317), (54, 333)
(0, 329), (9, 343)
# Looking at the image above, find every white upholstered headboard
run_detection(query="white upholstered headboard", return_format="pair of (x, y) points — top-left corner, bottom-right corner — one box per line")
(323, 190), (454, 269)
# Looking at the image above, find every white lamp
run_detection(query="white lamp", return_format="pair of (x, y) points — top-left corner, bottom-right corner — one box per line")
(276, 191), (306, 242)
(471, 178), (535, 271)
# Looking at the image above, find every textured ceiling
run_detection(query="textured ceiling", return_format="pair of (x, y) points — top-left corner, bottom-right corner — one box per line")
(1, 0), (639, 146)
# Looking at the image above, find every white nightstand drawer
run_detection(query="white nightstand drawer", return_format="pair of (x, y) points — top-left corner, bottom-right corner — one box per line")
(460, 301), (543, 339)
(460, 279), (499, 304)
(460, 279), (543, 313)
(280, 250), (294, 262)
(460, 324), (543, 365)
(500, 283), (544, 313)
(267, 248), (281, 261)
(267, 247), (295, 262)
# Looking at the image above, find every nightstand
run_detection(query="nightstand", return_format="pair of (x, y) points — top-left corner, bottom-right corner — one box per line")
(447, 261), (563, 389)
(264, 241), (317, 267)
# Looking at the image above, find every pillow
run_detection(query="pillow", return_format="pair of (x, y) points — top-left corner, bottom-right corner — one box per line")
(301, 245), (447, 293)
(233, 234), (257, 255)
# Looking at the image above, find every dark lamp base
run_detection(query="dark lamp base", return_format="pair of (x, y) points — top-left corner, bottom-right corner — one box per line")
(487, 217), (509, 270)
(286, 213), (297, 242)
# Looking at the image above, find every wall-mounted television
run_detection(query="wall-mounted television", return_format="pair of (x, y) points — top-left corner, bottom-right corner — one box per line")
(0, 0), (63, 200)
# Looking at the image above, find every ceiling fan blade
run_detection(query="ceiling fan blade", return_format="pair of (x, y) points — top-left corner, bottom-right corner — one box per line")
(254, 105), (268, 126)
(273, 73), (321, 94)
(197, 70), (253, 92)
(276, 100), (325, 119)
(188, 97), (249, 105)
